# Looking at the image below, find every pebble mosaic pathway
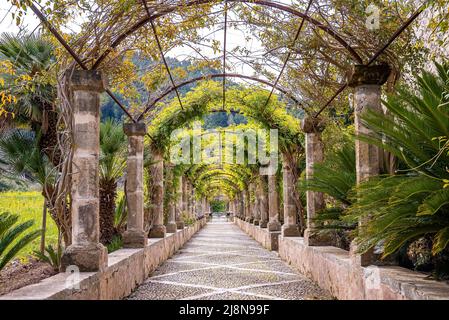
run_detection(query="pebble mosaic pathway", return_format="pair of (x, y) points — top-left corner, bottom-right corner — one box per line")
(127, 216), (332, 300)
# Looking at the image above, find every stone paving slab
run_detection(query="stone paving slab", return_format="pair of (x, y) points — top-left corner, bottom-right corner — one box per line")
(127, 217), (332, 300)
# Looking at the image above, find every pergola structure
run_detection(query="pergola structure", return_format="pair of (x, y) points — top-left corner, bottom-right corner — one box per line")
(24, 0), (426, 274)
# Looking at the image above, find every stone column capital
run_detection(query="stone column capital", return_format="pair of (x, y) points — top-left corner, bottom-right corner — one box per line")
(301, 116), (325, 134)
(124, 122), (147, 136)
(347, 64), (391, 88)
(67, 69), (107, 92)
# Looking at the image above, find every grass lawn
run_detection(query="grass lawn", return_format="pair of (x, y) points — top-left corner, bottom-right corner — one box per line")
(0, 191), (58, 261)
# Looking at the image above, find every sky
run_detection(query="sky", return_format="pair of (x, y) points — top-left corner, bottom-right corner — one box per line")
(0, 1), (40, 33)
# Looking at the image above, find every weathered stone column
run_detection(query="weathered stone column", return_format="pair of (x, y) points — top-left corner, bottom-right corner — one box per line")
(267, 174), (281, 231)
(188, 183), (194, 219)
(281, 153), (300, 236)
(252, 182), (260, 226)
(202, 197), (207, 216)
(259, 176), (269, 228)
(234, 199), (238, 216)
(185, 181), (190, 217)
(244, 190), (251, 222)
(165, 163), (177, 233)
(176, 175), (185, 229)
(239, 192), (244, 219)
(192, 187), (196, 218)
(123, 122), (147, 248)
(182, 176), (188, 214)
(61, 70), (107, 272)
(149, 150), (166, 238)
(349, 64), (390, 183)
(348, 64), (391, 266)
(301, 117), (332, 246)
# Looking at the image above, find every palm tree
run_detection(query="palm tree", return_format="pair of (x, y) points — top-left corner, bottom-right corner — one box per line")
(0, 33), (59, 165)
(99, 119), (127, 244)
(0, 130), (68, 248)
(347, 62), (449, 261)
(0, 33), (67, 251)
(0, 212), (41, 271)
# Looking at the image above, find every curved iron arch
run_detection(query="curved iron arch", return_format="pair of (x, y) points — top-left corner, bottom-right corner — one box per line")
(136, 72), (301, 121)
(206, 177), (242, 194)
(185, 163), (251, 187)
(92, 0), (363, 69)
(197, 170), (245, 188)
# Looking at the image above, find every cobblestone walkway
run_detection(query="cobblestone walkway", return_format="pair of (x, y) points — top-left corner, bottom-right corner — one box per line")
(127, 217), (332, 300)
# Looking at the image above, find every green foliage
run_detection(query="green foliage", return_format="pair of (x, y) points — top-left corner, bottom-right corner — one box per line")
(0, 212), (41, 270)
(33, 244), (62, 271)
(106, 235), (123, 253)
(0, 130), (53, 187)
(147, 81), (302, 200)
(348, 62), (449, 258)
(180, 212), (196, 226)
(114, 193), (128, 232)
(99, 119), (127, 182)
(148, 81), (302, 152)
(0, 191), (58, 258)
(0, 32), (55, 124)
(210, 200), (226, 212)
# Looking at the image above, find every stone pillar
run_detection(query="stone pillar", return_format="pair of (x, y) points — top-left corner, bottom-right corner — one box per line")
(192, 186), (196, 219)
(202, 198), (207, 216)
(61, 70), (107, 272)
(252, 182), (260, 226)
(267, 174), (281, 231)
(188, 183), (194, 219)
(237, 192), (243, 220)
(149, 150), (166, 238)
(185, 182), (190, 217)
(244, 190), (251, 222)
(281, 153), (300, 236)
(301, 117), (332, 246)
(259, 176), (269, 228)
(123, 123), (147, 248)
(239, 192), (244, 219)
(165, 163), (177, 233)
(348, 64), (391, 266)
(182, 176), (188, 214)
(176, 176), (185, 229)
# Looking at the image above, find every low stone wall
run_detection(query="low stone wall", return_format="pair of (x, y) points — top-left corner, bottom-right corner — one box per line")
(234, 219), (449, 300)
(278, 236), (449, 300)
(235, 218), (280, 251)
(1, 218), (206, 300)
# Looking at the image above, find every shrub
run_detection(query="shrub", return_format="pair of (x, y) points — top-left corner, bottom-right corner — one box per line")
(0, 212), (41, 270)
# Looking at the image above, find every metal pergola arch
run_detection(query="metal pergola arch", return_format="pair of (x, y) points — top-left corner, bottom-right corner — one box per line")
(137, 72), (302, 121)
(196, 170), (246, 188)
(204, 177), (243, 196)
(90, 0), (364, 69)
(186, 163), (251, 185)
(28, 0), (427, 128)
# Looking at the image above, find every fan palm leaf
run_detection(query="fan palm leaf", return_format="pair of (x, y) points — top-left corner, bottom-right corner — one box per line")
(0, 212), (41, 271)
(349, 62), (449, 258)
